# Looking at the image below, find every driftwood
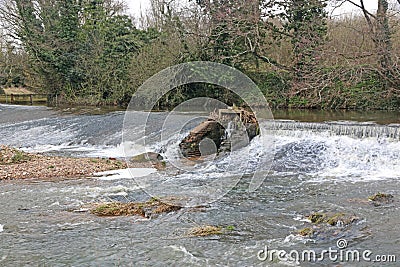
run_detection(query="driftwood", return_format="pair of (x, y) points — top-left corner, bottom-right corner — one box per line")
(179, 108), (259, 159)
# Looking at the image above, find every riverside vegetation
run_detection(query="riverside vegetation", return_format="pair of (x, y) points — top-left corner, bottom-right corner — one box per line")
(0, 0), (399, 109)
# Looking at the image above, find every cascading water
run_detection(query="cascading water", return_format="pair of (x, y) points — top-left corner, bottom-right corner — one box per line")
(1, 104), (399, 183)
(0, 104), (399, 266)
(273, 120), (400, 139)
(225, 121), (235, 139)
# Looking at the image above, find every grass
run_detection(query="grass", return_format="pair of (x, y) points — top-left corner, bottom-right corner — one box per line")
(11, 150), (30, 164)
(225, 225), (235, 231)
(0, 147), (31, 165)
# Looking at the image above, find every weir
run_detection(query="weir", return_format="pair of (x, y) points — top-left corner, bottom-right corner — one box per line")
(272, 120), (400, 140)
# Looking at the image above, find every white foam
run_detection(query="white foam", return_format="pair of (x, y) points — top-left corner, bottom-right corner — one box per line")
(94, 168), (157, 181)
(22, 143), (78, 153)
(0, 224), (3, 233)
(316, 136), (400, 182)
(271, 127), (400, 183)
(21, 141), (148, 160)
(86, 142), (146, 158)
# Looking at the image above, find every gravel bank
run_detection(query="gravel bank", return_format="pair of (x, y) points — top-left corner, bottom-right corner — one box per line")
(0, 145), (127, 180)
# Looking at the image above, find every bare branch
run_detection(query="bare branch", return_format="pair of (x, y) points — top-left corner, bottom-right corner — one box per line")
(359, 0), (375, 32)
(343, 0), (377, 19)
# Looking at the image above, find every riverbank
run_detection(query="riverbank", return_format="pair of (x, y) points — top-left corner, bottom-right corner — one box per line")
(0, 145), (127, 180)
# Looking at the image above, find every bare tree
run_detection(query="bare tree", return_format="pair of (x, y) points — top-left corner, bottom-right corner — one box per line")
(332, 0), (400, 88)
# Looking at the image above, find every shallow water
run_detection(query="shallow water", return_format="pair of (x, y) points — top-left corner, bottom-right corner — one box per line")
(0, 104), (399, 266)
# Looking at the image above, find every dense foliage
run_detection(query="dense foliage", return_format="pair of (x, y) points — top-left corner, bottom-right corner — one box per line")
(0, 0), (399, 109)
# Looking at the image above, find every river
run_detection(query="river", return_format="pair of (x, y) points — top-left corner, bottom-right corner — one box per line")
(0, 104), (399, 266)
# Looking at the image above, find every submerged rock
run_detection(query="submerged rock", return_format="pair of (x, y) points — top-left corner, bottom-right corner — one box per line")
(186, 225), (223, 237)
(130, 152), (163, 162)
(297, 227), (314, 237)
(308, 212), (359, 227)
(90, 197), (182, 218)
(129, 152), (165, 169)
(295, 212), (362, 240)
(368, 192), (394, 206)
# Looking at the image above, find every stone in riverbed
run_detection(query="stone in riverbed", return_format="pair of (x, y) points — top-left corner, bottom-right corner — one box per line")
(308, 212), (359, 226)
(129, 152), (165, 169)
(368, 192), (394, 206)
(297, 227), (314, 237)
(130, 152), (163, 162)
(294, 212), (363, 241)
(89, 197), (182, 218)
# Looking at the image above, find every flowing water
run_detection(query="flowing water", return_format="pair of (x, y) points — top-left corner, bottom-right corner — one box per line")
(0, 104), (399, 266)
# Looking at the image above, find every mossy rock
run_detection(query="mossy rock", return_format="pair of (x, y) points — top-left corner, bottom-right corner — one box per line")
(130, 152), (163, 162)
(90, 197), (181, 218)
(325, 213), (357, 226)
(145, 199), (181, 215)
(308, 213), (326, 224)
(91, 202), (145, 217)
(368, 193), (394, 206)
(299, 212), (365, 241)
(308, 212), (358, 227)
(297, 227), (314, 237)
(187, 225), (222, 237)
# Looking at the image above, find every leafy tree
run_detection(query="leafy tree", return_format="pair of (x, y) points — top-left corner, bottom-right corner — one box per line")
(2, 0), (83, 97)
(191, 0), (264, 67)
(0, 41), (28, 87)
(78, 0), (143, 103)
(0, 0), (158, 105)
(282, 0), (327, 80)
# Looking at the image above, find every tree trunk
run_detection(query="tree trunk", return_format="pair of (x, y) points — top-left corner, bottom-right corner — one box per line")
(375, 0), (392, 76)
